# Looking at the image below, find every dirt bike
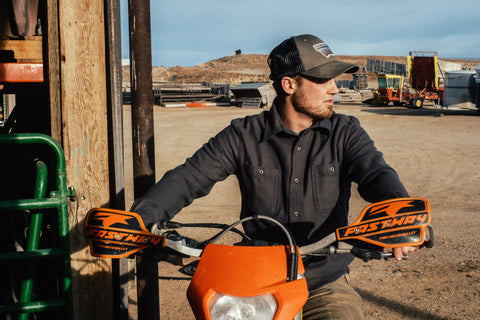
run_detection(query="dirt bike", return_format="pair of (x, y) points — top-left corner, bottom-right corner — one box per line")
(85, 197), (434, 320)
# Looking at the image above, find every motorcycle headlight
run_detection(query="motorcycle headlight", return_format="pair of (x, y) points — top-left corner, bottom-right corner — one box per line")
(209, 293), (278, 320)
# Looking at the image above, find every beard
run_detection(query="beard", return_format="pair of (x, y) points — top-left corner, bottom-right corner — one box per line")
(290, 89), (333, 119)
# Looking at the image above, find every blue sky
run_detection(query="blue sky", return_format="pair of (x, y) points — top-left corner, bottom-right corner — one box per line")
(120, 0), (480, 67)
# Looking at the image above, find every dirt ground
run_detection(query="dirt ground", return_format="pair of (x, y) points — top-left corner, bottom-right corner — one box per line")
(122, 101), (480, 320)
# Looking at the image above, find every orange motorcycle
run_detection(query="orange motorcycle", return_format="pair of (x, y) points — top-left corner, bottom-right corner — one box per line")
(85, 197), (433, 320)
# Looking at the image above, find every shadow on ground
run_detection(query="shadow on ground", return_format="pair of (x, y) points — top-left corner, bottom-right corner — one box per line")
(356, 288), (450, 320)
(359, 104), (480, 117)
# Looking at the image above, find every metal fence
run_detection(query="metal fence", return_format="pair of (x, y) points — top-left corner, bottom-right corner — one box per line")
(366, 59), (406, 75)
(336, 73), (369, 90)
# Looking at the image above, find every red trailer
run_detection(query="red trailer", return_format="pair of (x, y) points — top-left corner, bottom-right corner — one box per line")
(406, 51), (444, 108)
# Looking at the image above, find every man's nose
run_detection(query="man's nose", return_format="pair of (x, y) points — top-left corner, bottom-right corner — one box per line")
(329, 78), (340, 94)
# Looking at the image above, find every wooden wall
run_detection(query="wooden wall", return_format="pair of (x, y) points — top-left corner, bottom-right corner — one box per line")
(50, 0), (114, 319)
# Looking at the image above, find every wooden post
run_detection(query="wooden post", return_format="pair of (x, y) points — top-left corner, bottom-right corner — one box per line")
(54, 0), (113, 319)
(44, 0), (62, 143)
(128, 0), (160, 318)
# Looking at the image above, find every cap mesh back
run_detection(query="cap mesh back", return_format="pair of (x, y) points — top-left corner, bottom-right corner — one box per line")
(268, 38), (304, 80)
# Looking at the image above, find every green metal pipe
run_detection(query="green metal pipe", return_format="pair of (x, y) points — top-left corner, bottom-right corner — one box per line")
(0, 133), (73, 319)
(0, 134), (67, 194)
(0, 198), (62, 211)
(0, 299), (66, 314)
(26, 161), (49, 250)
(0, 249), (65, 263)
(19, 160), (49, 320)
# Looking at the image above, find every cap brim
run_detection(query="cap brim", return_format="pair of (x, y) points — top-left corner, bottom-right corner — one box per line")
(301, 60), (359, 79)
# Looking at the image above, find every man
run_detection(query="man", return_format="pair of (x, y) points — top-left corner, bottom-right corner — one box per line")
(131, 34), (417, 319)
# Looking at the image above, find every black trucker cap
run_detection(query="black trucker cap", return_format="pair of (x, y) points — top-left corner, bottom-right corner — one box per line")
(268, 34), (359, 80)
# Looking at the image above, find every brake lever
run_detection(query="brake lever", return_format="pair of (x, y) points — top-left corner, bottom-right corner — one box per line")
(161, 231), (204, 257)
(150, 223), (204, 257)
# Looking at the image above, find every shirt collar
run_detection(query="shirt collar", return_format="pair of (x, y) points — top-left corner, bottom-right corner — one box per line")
(262, 99), (332, 141)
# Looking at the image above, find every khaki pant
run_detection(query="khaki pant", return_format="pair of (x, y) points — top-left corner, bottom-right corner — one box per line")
(302, 274), (365, 320)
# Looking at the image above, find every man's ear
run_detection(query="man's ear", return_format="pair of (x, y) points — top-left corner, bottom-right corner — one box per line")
(281, 77), (296, 95)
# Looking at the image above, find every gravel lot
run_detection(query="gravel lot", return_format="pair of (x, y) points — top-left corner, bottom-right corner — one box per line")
(123, 101), (480, 320)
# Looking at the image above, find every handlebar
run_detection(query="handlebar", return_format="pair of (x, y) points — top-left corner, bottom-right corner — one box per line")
(85, 197), (433, 263)
(157, 215), (301, 282)
(153, 220), (435, 263)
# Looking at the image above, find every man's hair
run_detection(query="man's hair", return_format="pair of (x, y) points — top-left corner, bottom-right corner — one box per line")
(272, 75), (304, 99)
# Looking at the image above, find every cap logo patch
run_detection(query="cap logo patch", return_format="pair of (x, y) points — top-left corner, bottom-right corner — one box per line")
(313, 42), (334, 58)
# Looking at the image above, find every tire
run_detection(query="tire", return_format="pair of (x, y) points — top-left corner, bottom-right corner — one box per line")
(411, 97), (424, 109)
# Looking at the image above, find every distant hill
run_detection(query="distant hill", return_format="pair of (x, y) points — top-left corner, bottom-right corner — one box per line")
(122, 54), (478, 87)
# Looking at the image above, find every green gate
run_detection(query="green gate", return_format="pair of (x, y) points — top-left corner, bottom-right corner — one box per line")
(0, 133), (74, 319)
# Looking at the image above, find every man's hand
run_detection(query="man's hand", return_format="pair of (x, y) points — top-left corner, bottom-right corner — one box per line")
(385, 246), (419, 260)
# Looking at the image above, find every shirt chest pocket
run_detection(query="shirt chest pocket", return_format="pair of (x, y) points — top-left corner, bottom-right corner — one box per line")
(312, 163), (340, 212)
(243, 165), (280, 214)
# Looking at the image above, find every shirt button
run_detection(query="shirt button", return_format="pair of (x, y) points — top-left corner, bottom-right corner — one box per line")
(296, 146), (302, 152)
(258, 169), (264, 175)
(329, 166), (335, 173)
(294, 211), (300, 216)
(294, 178), (299, 183)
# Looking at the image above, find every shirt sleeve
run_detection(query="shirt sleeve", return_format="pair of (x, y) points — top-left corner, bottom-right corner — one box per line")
(130, 124), (240, 227)
(343, 116), (409, 203)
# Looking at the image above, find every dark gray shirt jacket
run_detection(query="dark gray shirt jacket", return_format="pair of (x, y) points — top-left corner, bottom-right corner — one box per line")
(130, 101), (409, 291)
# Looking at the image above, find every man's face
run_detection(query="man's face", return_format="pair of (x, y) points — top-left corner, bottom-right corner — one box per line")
(290, 76), (339, 119)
